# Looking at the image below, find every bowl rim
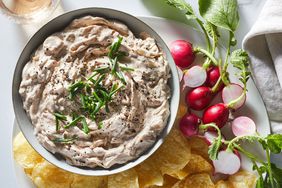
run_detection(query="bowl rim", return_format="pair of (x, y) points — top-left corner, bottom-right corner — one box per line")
(12, 7), (180, 176)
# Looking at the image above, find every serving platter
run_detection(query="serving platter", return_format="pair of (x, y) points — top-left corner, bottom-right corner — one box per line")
(12, 16), (270, 187)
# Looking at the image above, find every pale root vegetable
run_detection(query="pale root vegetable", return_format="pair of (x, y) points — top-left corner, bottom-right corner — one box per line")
(170, 40), (195, 68)
(203, 131), (225, 145)
(179, 113), (201, 137)
(231, 116), (256, 137)
(202, 103), (230, 129)
(222, 84), (246, 110)
(212, 150), (241, 175)
(186, 86), (213, 110)
(183, 65), (207, 88)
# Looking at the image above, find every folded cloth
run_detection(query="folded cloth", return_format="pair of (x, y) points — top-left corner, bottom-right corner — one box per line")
(243, 0), (282, 133)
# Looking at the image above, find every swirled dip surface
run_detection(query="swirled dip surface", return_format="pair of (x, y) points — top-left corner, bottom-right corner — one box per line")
(19, 16), (170, 168)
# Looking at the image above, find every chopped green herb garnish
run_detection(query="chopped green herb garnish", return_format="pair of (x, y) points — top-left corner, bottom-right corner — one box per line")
(54, 112), (67, 131)
(54, 112), (67, 121)
(120, 65), (134, 72)
(54, 37), (130, 137)
(52, 136), (78, 144)
(98, 122), (103, 129)
(64, 116), (84, 129)
(68, 81), (85, 100)
(108, 36), (123, 59)
(81, 117), (89, 134)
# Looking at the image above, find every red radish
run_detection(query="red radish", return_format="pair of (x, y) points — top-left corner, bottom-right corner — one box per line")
(179, 113), (201, 137)
(206, 66), (224, 90)
(222, 83), (246, 110)
(203, 131), (225, 145)
(206, 66), (220, 87)
(176, 66), (184, 82)
(202, 103), (230, 129)
(212, 150), (241, 175)
(183, 65), (207, 88)
(232, 116), (256, 136)
(170, 40), (195, 68)
(186, 86), (213, 110)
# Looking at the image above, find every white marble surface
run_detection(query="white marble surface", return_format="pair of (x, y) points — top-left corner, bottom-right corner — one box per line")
(0, 0), (266, 187)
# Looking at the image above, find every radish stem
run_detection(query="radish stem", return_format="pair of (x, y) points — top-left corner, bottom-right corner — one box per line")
(194, 47), (218, 66)
(196, 18), (211, 52)
(211, 75), (223, 93)
(232, 143), (265, 164)
(227, 92), (245, 109)
(266, 148), (275, 187)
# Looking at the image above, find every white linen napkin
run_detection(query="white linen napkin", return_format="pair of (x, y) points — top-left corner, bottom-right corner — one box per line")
(243, 0), (282, 133)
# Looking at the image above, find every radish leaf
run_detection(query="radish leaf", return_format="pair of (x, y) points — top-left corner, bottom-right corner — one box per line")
(266, 134), (282, 154)
(230, 49), (251, 87)
(198, 0), (239, 32)
(165, 0), (196, 19)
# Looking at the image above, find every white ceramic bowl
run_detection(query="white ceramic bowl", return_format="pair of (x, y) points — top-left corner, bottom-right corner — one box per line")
(12, 8), (180, 176)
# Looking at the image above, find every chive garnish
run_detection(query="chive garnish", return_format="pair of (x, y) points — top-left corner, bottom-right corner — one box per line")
(52, 136), (78, 144)
(120, 65), (134, 72)
(54, 37), (131, 136)
(64, 116), (83, 129)
(98, 122), (103, 129)
(81, 117), (89, 134)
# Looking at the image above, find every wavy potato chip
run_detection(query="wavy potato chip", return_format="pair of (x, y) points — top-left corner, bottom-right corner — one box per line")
(71, 175), (107, 188)
(136, 158), (164, 188)
(108, 168), (139, 188)
(172, 173), (215, 188)
(215, 180), (232, 188)
(13, 132), (44, 176)
(31, 161), (73, 188)
(187, 137), (210, 160)
(171, 154), (213, 179)
(13, 131), (256, 188)
(184, 154), (213, 175)
(228, 171), (256, 188)
(176, 103), (188, 119)
(151, 126), (191, 176)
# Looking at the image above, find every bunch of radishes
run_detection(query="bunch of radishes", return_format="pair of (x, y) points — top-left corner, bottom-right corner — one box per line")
(170, 39), (252, 175)
(167, 1), (282, 187)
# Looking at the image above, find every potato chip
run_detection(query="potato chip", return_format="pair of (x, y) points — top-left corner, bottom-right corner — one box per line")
(184, 173), (215, 188)
(31, 160), (73, 188)
(161, 175), (179, 188)
(108, 168), (139, 188)
(176, 103), (188, 119)
(215, 180), (231, 188)
(71, 175), (107, 188)
(228, 171), (256, 188)
(13, 133), (44, 176)
(150, 126), (191, 176)
(187, 137), (210, 160)
(171, 153), (213, 180)
(136, 158), (164, 188)
(184, 154), (213, 175)
(149, 175), (179, 188)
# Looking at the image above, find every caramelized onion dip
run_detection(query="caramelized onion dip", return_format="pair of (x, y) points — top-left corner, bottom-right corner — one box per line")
(19, 16), (171, 168)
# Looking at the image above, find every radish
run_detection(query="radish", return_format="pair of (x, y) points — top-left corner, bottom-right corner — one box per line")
(183, 65), (207, 88)
(206, 66), (224, 90)
(231, 116), (256, 137)
(179, 113), (201, 137)
(202, 103), (230, 129)
(222, 84), (246, 110)
(204, 131), (225, 145)
(212, 150), (241, 175)
(170, 40), (195, 68)
(186, 86), (213, 110)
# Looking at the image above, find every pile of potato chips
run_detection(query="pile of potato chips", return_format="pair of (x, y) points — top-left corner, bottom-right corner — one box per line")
(13, 105), (257, 188)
